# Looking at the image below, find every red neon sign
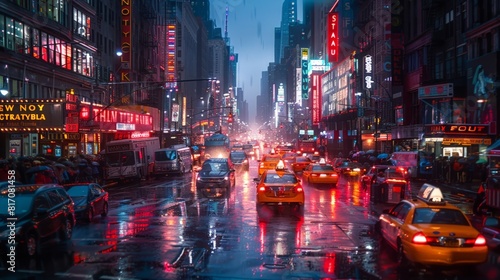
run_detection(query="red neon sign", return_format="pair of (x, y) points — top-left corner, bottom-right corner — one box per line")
(327, 12), (339, 62)
(311, 74), (321, 125)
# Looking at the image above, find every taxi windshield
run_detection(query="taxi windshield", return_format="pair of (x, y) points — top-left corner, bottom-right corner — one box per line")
(412, 208), (469, 225)
(264, 174), (298, 184)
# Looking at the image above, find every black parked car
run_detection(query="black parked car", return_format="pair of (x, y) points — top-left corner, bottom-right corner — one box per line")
(65, 183), (109, 222)
(196, 158), (236, 198)
(230, 151), (250, 171)
(0, 184), (76, 257)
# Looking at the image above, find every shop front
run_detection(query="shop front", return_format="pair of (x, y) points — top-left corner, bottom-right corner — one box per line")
(423, 124), (493, 158)
(78, 104), (154, 155)
(0, 99), (65, 158)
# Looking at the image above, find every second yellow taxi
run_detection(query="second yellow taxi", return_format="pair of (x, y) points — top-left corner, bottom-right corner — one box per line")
(258, 150), (282, 176)
(302, 159), (338, 187)
(254, 160), (305, 208)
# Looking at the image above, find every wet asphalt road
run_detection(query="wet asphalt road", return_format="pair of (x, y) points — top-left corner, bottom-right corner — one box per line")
(1, 159), (500, 280)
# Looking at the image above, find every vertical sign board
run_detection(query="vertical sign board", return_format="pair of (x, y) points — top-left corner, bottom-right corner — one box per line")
(296, 68), (302, 105)
(311, 74), (321, 125)
(363, 55), (374, 90)
(171, 103), (179, 123)
(166, 24), (177, 85)
(301, 48), (309, 99)
(277, 83), (285, 102)
(327, 12), (339, 63)
(120, 0), (132, 82)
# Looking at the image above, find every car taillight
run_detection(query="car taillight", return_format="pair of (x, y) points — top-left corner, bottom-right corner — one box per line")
(294, 186), (304, 193)
(258, 186), (268, 192)
(474, 234), (487, 246)
(330, 174), (337, 177)
(412, 232), (429, 244)
(311, 174), (318, 177)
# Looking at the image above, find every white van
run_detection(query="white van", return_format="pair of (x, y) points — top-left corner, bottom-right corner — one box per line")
(153, 144), (193, 176)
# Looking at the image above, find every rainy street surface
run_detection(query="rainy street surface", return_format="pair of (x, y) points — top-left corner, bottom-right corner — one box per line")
(1, 159), (500, 280)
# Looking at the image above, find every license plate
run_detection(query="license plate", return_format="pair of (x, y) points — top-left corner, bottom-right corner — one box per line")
(445, 240), (459, 246)
(320, 174), (327, 177)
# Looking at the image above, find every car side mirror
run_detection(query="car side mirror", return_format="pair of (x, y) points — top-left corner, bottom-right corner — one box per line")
(253, 178), (260, 182)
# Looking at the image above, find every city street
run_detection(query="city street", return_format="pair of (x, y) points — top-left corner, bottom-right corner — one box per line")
(2, 158), (499, 280)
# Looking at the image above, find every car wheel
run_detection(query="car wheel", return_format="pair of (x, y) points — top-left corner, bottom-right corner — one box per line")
(101, 202), (109, 217)
(25, 233), (39, 257)
(87, 207), (94, 223)
(60, 218), (73, 240)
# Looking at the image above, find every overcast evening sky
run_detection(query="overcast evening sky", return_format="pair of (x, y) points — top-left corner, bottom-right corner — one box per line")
(211, 0), (303, 126)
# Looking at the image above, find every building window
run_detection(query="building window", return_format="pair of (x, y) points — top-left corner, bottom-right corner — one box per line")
(73, 8), (91, 40)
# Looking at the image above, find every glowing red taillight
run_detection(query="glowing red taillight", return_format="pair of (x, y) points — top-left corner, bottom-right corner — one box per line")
(295, 186), (304, 193)
(412, 232), (429, 244)
(474, 234), (487, 246)
(258, 186), (267, 192)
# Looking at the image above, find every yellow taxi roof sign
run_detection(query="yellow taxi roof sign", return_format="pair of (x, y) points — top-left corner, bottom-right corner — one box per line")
(275, 160), (286, 171)
(417, 183), (444, 203)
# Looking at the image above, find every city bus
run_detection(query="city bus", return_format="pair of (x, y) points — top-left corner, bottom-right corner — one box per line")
(103, 137), (160, 181)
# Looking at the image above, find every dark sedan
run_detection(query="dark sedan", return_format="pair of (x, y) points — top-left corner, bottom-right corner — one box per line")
(230, 151), (250, 171)
(65, 183), (108, 222)
(335, 161), (366, 177)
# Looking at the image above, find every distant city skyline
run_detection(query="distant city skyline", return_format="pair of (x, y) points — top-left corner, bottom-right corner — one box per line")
(211, 0), (303, 125)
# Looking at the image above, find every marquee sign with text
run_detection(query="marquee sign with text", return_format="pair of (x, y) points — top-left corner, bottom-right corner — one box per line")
(79, 105), (153, 131)
(426, 124), (489, 135)
(0, 100), (64, 129)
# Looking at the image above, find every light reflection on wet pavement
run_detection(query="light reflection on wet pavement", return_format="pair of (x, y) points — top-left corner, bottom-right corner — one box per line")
(2, 169), (499, 279)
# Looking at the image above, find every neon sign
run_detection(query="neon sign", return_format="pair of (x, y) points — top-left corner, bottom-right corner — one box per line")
(327, 12), (339, 62)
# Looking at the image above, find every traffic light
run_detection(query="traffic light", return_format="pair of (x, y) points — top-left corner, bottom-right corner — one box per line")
(228, 112), (233, 123)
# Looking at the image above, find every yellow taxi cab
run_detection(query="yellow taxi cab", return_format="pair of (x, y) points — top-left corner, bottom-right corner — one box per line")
(254, 160), (304, 207)
(290, 156), (313, 173)
(302, 158), (338, 187)
(378, 184), (488, 267)
(258, 150), (282, 176)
